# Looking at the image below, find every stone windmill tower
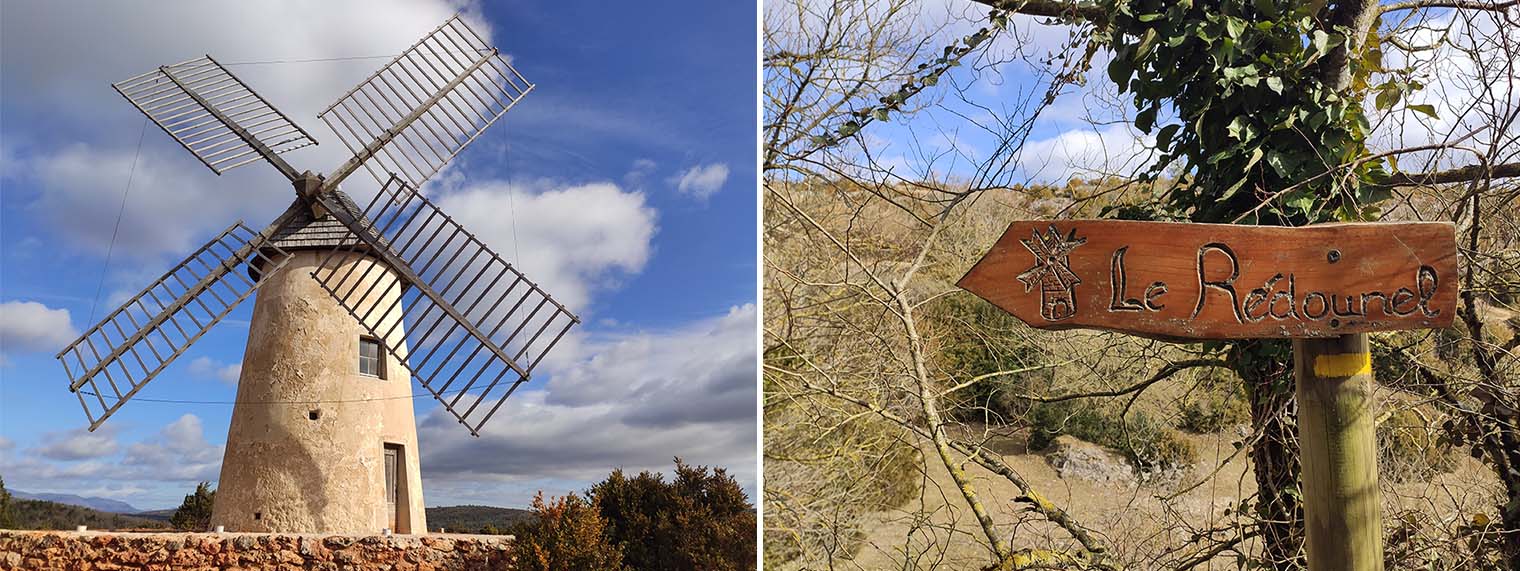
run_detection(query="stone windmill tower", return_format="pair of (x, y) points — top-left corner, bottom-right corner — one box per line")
(54, 16), (578, 535)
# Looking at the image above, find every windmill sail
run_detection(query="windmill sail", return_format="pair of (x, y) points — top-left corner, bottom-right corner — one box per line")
(113, 56), (316, 179)
(56, 221), (293, 430)
(319, 15), (533, 191)
(310, 177), (577, 436)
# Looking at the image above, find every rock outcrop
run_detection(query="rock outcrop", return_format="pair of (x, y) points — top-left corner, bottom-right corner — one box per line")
(1044, 435), (1136, 484)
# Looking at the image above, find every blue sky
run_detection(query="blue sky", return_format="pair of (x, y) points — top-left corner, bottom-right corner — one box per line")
(0, 0), (756, 511)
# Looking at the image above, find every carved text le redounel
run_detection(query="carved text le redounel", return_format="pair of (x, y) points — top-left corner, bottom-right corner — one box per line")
(1107, 243), (1439, 326)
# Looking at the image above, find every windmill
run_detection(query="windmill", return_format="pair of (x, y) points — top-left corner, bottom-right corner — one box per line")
(53, 16), (578, 534)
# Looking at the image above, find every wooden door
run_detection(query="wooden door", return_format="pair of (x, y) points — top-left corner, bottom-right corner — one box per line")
(384, 445), (398, 531)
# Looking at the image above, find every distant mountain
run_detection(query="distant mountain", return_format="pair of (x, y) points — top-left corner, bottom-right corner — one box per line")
(425, 505), (534, 533)
(10, 490), (139, 514)
(8, 498), (168, 531)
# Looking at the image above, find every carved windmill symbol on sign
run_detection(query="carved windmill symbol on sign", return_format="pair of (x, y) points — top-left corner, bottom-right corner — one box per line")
(1016, 225), (1087, 321)
(54, 16), (578, 534)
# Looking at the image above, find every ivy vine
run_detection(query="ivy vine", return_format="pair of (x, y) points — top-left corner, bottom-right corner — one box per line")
(1101, 0), (1421, 224)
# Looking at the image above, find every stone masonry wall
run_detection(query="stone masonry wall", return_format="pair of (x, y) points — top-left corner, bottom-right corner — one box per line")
(0, 530), (514, 571)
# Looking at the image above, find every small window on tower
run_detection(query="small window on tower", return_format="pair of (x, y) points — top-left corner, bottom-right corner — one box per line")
(358, 337), (385, 379)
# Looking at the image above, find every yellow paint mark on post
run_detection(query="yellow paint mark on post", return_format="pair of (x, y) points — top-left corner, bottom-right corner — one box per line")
(1313, 352), (1371, 378)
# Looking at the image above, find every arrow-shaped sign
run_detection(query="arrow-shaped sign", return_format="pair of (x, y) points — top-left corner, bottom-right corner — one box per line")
(957, 220), (1458, 340)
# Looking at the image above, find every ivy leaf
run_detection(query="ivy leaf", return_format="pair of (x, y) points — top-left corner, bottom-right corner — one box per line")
(1108, 54), (1134, 92)
(1136, 28), (1160, 60)
(1225, 17), (1246, 39)
(1253, 0), (1280, 19)
(1138, 12), (1162, 21)
(1227, 116), (1249, 141)
(1374, 83), (1401, 111)
(1311, 30), (1334, 59)
(1223, 65), (1258, 83)
(1136, 106), (1158, 132)
(1285, 191), (1315, 215)
(1156, 124), (1182, 148)
(873, 108), (890, 121)
(1244, 147), (1265, 171)
(1265, 76), (1283, 94)
(1221, 176), (1250, 200)
(1265, 150), (1296, 176)
(1307, 110), (1328, 130)
(1272, 113), (1296, 131)
(1408, 103), (1438, 119)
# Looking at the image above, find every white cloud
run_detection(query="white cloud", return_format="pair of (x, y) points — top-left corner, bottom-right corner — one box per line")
(673, 163), (731, 200)
(624, 158), (658, 189)
(34, 427), (118, 461)
(0, 300), (77, 354)
(122, 414), (224, 482)
(1016, 123), (1153, 183)
(1, 413), (224, 510)
(419, 304), (758, 491)
(5, 414), (225, 508)
(436, 180), (658, 312)
(0, 436), (15, 452)
(186, 356), (241, 386)
(26, 144), (256, 256)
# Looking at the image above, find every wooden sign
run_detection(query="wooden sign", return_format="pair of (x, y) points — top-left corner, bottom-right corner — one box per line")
(957, 220), (1457, 340)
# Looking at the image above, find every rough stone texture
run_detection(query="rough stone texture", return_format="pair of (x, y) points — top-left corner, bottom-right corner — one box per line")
(213, 251), (426, 534)
(1044, 435), (1136, 484)
(0, 530), (511, 571)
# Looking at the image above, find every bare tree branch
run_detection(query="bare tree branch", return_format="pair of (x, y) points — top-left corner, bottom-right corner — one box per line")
(1379, 0), (1520, 15)
(1380, 161), (1520, 187)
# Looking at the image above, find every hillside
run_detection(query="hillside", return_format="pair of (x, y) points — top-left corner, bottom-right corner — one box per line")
(10, 490), (138, 513)
(425, 505), (533, 533)
(8, 499), (168, 531)
(131, 509), (175, 523)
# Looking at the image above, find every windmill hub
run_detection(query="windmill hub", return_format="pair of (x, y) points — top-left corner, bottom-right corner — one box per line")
(292, 171), (329, 217)
(58, 15), (578, 535)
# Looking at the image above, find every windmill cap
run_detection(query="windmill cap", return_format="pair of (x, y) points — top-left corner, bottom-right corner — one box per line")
(248, 189), (395, 280)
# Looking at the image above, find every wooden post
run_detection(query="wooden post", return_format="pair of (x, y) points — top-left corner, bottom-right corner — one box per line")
(1294, 333), (1383, 571)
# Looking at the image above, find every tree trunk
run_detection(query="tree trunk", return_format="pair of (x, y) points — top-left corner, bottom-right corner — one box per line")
(1233, 339), (1304, 570)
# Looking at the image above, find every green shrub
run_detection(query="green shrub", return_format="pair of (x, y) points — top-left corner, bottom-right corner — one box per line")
(1025, 400), (1110, 452)
(1177, 382), (1250, 434)
(587, 459), (756, 571)
(1027, 402), (1197, 472)
(511, 492), (624, 571)
(930, 296), (1052, 422)
(1378, 408), (1456, 483)
(0, 475), (13, 529)
(170, 482), (215, 531)
(1128, 428), (1198, 472)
